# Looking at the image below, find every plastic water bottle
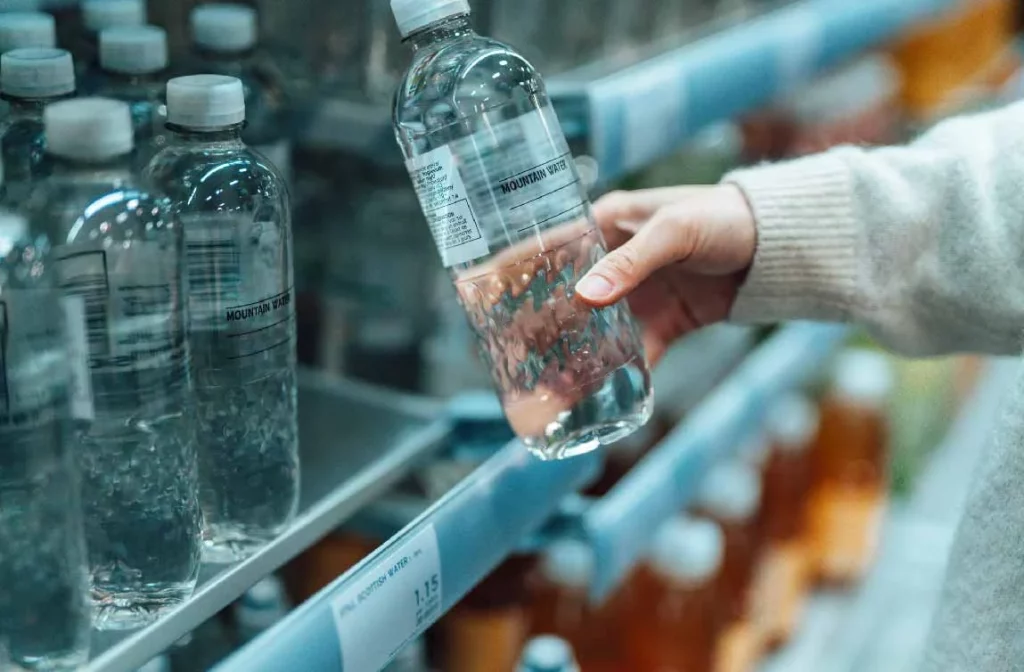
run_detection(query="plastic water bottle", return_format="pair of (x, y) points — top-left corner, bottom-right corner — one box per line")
(0, 207), (91, 670)
(0, 48), (75, 205)
(76, 0), (146, 84)
(0, 11), (56, 54)
(188, 3), (292, 182)
(27, 97), (200, 629)
(391, 0), (653, 460)
(516, 636), (581, 672)
(145, 75), (298, 562)
(95, 26), (169, 166)
(233, 576), (291, 643)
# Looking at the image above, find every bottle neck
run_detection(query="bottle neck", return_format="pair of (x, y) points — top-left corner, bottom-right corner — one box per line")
(102, 70), (165, 89)
(2, 92), (74, 116)
(48, 153), (134, 178)
(166, 123), (246, 146)
(407, 14), (474, 51)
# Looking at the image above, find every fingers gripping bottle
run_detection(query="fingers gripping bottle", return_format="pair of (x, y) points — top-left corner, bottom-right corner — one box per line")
(28, 98), (201, 630)
(145, 75), (299, 562)
(391, 0), (653, 460)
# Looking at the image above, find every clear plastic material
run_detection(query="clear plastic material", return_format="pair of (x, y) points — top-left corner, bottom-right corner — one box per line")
(393, 12), (653, 460)
(145, 101), (298, 563)
(0, 213), (91, 669)
(26, 100), (200, 629)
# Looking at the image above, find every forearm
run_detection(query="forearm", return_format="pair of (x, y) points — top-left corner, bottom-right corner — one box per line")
(726, 101), (1024, 356)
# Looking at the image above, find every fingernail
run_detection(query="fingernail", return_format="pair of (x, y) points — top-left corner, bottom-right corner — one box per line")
(577, 274), (615, 300)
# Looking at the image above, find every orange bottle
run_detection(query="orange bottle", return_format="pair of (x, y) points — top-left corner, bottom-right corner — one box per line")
(624, 517), (723, 672)
(694, 462), (764, 672)
(442, 556), (534, 672)
(529, 540), (620, 672)
(752, 395), (819, 649)
(808, 350), (893, 585)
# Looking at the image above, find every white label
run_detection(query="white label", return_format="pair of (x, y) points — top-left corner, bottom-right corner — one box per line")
(407, 105), (587, 267)
(407, 146), (489, 267)
(0, 290), (68, 428)
(62, 296), (94, 422)
(332, 525), (442, 672)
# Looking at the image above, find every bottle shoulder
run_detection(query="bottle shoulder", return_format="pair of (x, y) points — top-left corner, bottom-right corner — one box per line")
(146, 146), (289, 214)
(394, 33), (545, 129)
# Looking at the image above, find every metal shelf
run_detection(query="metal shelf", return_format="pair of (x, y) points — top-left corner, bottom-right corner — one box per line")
(550, 0), (959, 181)
(215, 440), (602, 672)
(84, 371), (450, 672)
(583, 322), (850, 601)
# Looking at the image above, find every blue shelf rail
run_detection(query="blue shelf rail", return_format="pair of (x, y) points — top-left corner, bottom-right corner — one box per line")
(215, 443), (601, 672)
(583, 322), (850, 602)
(552, 0), (960, 180)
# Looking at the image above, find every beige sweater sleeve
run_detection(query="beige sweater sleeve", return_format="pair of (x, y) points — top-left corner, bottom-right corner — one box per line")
(725, 101), (1024, 356)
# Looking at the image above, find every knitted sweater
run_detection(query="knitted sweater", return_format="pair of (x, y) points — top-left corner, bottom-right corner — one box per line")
(726, 101), (1024, 671)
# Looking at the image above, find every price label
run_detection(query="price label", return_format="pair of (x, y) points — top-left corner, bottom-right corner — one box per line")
(332, 525), (442, 672)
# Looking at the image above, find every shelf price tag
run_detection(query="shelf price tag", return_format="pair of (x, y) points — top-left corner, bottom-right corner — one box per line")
(331, 525), (442, 672)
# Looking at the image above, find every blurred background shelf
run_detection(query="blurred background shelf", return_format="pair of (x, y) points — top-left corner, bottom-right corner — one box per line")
(83, 374), (449, 672)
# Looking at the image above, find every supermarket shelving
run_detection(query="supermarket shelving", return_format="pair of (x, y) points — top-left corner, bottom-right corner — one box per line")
(83, 373), (450, 672)
(215, 322), (848, 672)
(303, 0), (961, 179)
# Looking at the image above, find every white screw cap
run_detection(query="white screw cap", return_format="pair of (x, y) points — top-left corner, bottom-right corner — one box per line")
(695, 461), (762, 523)
(191, 4), (257, 53)
(100, 26), (167, 75)
(833, 349), (894, 406)
(540, 540), (594, 590)
(45, 97), (133, 161)
(391, 0), (470, 38)
(0, 211), (27, 258)
(235, 576), (290, 635)
(649, 516), (724, 583)
(1, 47), (73, 98)
(766, 394), (820, 452)
(166, 74), (245, 129)
(83, 0), (146, 32)
(516, 636), (580, 672)
(0, 12), (56, 53)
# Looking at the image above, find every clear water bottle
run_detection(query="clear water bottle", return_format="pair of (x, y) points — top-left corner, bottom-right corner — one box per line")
(76, 0), (146, 88)
(391, 0), (653, 460)
(26, 97), (200, 629)
(145, 75), (298, 562)
(0, 48), (75, 205)
(0, 11), (56, 54)
(516, 636), (581, 672)
(95, 26), (170, 167)
(189, 3), (292, 182)
(0, 208), (91, 670)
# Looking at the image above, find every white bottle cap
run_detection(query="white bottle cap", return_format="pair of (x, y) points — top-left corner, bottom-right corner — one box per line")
(695, 461), (762, 523)
(516, 636), (580, 672)
(391, 0), (470, 38)
(540, 540), (594, 590)
(45, 97), (133, 161)
(166, 74), (245, 129)
(235, 576), (290, 635)
(833, 349), (895, 405)
(0, 12), (55, 53)
(1, 47), (73, 98)
(765, 394), (820, 452)
(649, 517), (724, 583)
(82, 0), (146, 32)
(100, 25), (167, 75)
(191, 4), (257, 53)
(0, 211), (26, 258)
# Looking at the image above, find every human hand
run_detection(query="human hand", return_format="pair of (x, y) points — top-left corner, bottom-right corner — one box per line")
(575, 185), (757, 364)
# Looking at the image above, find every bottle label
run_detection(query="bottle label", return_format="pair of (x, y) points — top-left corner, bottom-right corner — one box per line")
(331, 525), (442, 672)
(183, 213), (294, 364)
(56, 244), (185, 373)
(406, 105), (586, 268)
(0, 291), (69, 428)
(62, 296), (94, 422)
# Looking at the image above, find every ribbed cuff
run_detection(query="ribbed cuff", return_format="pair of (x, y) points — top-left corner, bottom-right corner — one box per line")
(723, 154), (860, 324)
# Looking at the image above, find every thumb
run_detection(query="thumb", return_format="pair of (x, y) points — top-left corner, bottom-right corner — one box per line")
(576, 206), (699, 307)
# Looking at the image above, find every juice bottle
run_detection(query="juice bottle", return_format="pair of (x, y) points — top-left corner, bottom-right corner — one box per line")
(752, 394), (819, 649)
(693, 463), (763, 672)
(624, 517), (723, 672)
(530, 540), (620, 672)
(442, 555), (534, 672)
(808, 350), (893, 585)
